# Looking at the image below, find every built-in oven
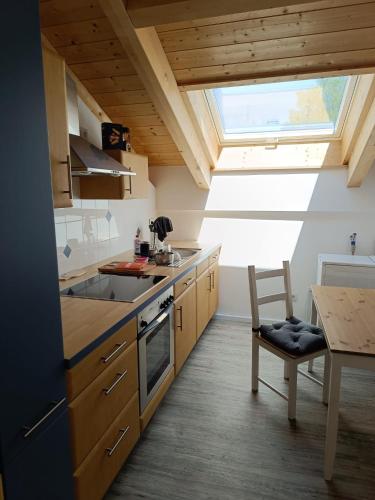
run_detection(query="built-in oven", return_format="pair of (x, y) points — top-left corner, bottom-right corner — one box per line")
(137, 287), (174, 414)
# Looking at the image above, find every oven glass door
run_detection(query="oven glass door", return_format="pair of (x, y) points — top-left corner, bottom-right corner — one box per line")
(139, 306), (174, 412)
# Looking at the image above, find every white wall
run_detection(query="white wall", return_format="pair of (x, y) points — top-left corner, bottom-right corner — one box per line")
(150, 165), (375, 322)
(54, 98), (156, 275)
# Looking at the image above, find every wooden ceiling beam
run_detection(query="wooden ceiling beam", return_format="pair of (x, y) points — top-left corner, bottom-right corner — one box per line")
(125, 0), (323, 28)
(100, 0), (211, 189)
(342, 74), (375, 164)
(347, 97), (375, 187)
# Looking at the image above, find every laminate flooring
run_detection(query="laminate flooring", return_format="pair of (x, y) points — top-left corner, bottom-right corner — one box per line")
(106, 319), (375, 500)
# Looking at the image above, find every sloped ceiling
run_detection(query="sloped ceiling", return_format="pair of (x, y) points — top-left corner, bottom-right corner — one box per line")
(40, 0), (375, 168)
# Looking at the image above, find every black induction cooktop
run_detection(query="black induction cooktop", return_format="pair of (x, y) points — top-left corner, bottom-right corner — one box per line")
(60, 273), (168, 303)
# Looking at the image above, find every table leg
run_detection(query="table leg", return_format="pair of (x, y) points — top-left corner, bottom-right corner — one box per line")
(308, 299), (318, 373)
(310, 298), (318, 325)
(324, 354), (342, 481)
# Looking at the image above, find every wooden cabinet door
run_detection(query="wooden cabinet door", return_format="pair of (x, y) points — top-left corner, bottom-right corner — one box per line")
(106, 150), (149, 199)
(3, 411), (74, 500)
(174, 283), (197, 375)
(42, 47), (72, 208)
(196, 268), (210, 340)
(209, 262), (219, 320)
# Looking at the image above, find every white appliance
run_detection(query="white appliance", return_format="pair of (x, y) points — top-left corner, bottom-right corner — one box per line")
(317, 253), (375, 288)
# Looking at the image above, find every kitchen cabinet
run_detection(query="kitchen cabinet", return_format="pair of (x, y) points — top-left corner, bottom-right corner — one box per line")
(69, 341), (138, 467)
(174, 268), (196, 299)
(208, 262), (219, 319)
(66, 319), (139, 499)
(42, 47), (73, 208)
(0, 475), (3, 500)
(2, 6), (73, 498)
(196, 256), (220, 339)
(80, 150), (149, 200)
(174, 282), (197, 375)
(3, 411), (74, 500)
(196, 268), (211, 339)
(74, 393), (140, 500)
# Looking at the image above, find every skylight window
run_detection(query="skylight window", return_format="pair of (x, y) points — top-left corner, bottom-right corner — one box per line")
(206, 76), (355, 143)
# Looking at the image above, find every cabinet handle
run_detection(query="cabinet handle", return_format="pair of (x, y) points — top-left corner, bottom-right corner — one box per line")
(61, 155), (73, 199)
(125, 171), (132, 195)
(103, 370), (128, 396)
(208, 273), (212, 292)
(184, 277), (193, 287)
(106, 426), (130, 457)
(101, 340), (128, 364)
(211, 271), (215, 290)
(177, 306), (183, 330)
(23, 397), (66, 438)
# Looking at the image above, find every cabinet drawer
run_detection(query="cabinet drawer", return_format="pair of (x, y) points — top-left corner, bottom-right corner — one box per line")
(209, 249), (220, 267)
(74, 392), (140, 500)
(66, 318), (137, 400)
(174, 268), (196, 298)
(69, 341), (138, 468)
(196, 258), (209, 277)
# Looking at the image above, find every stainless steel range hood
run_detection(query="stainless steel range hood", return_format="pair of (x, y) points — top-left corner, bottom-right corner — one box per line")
(69, 134), (135, 177)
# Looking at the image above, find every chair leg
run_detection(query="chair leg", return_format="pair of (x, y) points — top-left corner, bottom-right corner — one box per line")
(322, 352), (331, 405)
(284, 361), (289, 380)
(308, 359), (314, 373)
(288, 362), (297, 420)
(251, 335), (259, 393)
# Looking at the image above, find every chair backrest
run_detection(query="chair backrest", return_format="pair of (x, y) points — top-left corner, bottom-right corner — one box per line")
(248, 261), (293, 330)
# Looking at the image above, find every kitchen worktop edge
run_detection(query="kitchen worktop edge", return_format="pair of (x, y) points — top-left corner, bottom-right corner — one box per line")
(61, 242), (220, 368)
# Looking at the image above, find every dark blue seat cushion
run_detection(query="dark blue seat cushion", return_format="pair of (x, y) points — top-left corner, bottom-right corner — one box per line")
(259, 317), (326, 356)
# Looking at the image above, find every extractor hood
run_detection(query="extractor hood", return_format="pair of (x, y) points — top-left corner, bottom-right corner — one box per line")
(69, 134), (135, 177)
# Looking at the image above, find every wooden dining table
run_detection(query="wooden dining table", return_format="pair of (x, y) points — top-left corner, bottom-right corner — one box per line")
(311, 285), (375, 480)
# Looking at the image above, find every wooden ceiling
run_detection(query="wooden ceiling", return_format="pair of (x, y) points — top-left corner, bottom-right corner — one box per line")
(40, 0), (375, 170)
(156, 0), (375, 89)
(40, 0), (184, 167)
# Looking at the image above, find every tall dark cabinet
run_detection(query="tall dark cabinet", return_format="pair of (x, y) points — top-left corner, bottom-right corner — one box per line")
(0, 1), (74, 499)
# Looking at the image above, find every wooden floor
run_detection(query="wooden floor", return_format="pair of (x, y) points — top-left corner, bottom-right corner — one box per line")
(106, 319), (375, 500)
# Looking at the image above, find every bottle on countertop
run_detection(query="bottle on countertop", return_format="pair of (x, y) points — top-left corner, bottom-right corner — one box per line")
(134, 227), (141, 255)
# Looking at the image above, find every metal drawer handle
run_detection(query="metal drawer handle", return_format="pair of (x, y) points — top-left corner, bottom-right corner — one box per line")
(177, 306), (183, 330)
(103, 370), (128, 396)
(106, 426), (130, 457)
(208, 273), (211, 292)
(61, 155), (73, 199)
(23, 397), (66, 438)
(101, 339), (128, 364)
(184, 277), (193, 286)
(125, 170), (132, 194)
(211, 271), (215, 290)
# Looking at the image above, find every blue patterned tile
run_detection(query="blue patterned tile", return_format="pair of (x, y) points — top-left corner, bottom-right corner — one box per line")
(105, 210), (112, 222)
(63, 244), (72, 258)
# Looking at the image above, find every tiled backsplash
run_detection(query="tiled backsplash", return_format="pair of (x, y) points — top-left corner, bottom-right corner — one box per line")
(55, 185), (156, 276)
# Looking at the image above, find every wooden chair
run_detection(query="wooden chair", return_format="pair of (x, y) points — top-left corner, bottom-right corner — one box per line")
(248, 261), (329, 420)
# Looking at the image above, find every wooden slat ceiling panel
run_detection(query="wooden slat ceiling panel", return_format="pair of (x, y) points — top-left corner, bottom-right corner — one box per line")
(159, 4), (375, 52)
(156, 0), (375, 88)
(155, 0), (373, 32)
(40, 0), (103, 27)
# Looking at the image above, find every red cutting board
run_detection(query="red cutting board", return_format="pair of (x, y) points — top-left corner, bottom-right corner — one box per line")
(98, 261), (156, 276)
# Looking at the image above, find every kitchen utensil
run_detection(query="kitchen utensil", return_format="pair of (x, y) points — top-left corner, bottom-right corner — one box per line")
(154, 252), (174, 266)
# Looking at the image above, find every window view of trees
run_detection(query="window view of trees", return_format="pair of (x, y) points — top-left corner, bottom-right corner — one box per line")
(211, 76), (349, 137)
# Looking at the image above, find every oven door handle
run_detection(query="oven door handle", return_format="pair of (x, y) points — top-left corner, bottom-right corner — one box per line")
(138, 304), (173, 339)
